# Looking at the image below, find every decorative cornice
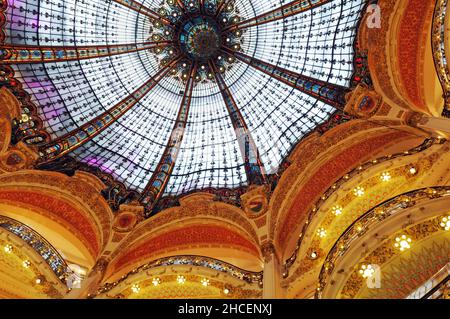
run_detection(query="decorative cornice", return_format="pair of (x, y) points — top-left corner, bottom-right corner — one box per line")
(0, 235), (64, 298)
(340, 222), (448, 299)
(363, 0), (410, 110)
(269, 119), (412, 241)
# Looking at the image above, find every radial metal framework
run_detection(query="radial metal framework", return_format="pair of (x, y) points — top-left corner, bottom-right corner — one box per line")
(0, 0), (369, 214)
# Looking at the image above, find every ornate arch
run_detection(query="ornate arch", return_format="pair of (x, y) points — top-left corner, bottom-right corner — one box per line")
(269, 119), (424, 256)
(103, 193), (262, 281)
(280, 136), (450, 298)
(360, 0), (442, 115)
(317, 187), (450, 298)
(0, 170), (114, 262)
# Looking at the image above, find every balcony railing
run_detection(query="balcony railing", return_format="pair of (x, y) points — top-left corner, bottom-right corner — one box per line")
(432, 0), (450, 117)
(0, 215), (74, 284)
(407, 263), (450, 299)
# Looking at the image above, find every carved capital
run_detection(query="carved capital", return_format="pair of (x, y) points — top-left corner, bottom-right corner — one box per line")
(261, 241), (277, 263)
(403, 111), (426, 127)
(93, 258), (109, 275)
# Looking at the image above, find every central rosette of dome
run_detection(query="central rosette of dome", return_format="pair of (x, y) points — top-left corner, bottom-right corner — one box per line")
(179, 17), (222, 61)
(148, 1), (245, 83)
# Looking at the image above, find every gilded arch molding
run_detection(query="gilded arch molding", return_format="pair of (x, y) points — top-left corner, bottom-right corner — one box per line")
(95, 255), (263, 299)
(268, 118), (425, 254)
(0, 170), (114, 259)
(316, 187), (450, 298)
(280, 137), (450, 297)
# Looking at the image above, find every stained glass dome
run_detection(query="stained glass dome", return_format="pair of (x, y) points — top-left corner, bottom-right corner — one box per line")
(0, 0), (369, 212)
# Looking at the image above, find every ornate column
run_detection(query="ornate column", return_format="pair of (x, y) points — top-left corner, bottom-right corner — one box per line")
(261, 241), (284, 299)
(404, 111), (450, 138)
(65, 258), (109, 299)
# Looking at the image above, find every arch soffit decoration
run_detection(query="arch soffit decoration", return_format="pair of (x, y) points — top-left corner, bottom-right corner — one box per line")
(350, 232), (449, 299)
(105, 220), (262, 281)
(268, 118), (425, 253)
(106, 233), (261, 283)
(104, 193), (261, 273)
(0, 170), (114, 260)
(317, 190), (450, 299)
(0, 229), (67, 298)
(361, 0), (441, 115)
(0, 87), (20, 154)
(96, 263), (262, 299)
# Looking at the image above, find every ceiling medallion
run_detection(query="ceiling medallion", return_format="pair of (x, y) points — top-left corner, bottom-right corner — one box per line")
(149, 0), (244, 82)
